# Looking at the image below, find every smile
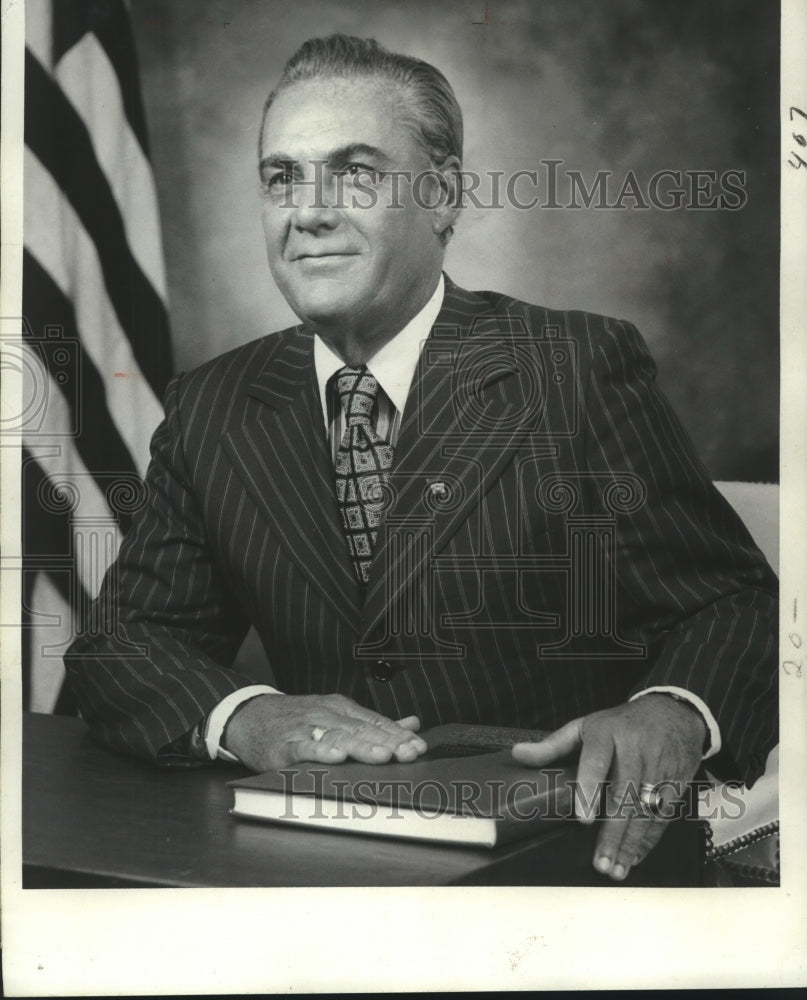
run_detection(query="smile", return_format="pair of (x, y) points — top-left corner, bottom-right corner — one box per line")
(292, 253), (358, 262)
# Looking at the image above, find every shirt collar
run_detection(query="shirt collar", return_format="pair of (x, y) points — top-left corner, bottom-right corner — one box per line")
(314, 274), (445, 426)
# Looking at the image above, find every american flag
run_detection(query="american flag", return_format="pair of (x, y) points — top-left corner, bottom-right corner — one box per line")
(21, 0), (172, 713)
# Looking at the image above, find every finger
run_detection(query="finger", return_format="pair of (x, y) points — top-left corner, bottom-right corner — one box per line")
(302, 728), (423, 765)
(603, 810), (656, 882)
(356, 719), (427, 754)
(292, 729), (421, 766)
(395, 715), (422, 732)
(392, 717), (426, 759)
(286, 739), (348, 766)
(591, 748), (644, 878)
(302, 703), (427, 754)
(573, 726), (614, 824)
(287, 710), (399, 763)
(628, 816), (669, 869)
(334, 703), (427, 750)
(511, 717), (585, 767)
(320, 724), (416, 763)
(630, 779), (685, 866)
(391, 739), (426, 763)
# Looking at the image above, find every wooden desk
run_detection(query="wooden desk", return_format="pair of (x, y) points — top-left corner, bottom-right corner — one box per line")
(22, 713), (704, 888)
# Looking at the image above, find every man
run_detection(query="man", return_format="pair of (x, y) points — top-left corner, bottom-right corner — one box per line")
(65, 34), (778, 882)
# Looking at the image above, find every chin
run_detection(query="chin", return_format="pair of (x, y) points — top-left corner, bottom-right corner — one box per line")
(288, 282), (364, 327)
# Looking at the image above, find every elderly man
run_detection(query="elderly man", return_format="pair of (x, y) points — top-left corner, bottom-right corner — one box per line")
(66, 34), (777, 882)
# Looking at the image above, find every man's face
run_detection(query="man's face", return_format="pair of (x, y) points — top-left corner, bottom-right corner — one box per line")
(259, 76), (449, 340)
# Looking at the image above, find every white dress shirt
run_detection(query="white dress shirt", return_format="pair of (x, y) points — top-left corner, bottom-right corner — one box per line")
(206, 272), (720, 762)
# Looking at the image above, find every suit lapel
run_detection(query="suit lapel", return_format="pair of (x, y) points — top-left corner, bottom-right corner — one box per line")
(221, 330), (363, 632)
(361, 278), (541, 640)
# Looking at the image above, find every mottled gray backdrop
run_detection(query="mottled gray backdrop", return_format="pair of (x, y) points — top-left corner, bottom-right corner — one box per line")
(131, 0), (779, 481)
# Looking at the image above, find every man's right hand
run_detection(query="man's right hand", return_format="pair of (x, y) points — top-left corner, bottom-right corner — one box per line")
(221, 693), (427, 772)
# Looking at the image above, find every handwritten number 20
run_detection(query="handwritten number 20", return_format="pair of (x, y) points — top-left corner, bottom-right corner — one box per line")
(784, 631), (803, 677)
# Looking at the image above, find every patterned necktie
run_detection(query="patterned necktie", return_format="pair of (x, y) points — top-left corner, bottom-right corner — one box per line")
(333, 366), (393, 584)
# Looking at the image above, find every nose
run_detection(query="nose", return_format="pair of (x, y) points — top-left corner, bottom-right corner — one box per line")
(291, 200), (340, 234)
(290, 168), (341, 234)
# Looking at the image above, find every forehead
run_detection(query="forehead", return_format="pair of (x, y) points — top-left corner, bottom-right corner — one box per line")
(260, 76), (418, 160)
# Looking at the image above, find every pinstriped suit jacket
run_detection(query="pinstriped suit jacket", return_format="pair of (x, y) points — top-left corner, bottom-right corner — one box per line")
(65, 277), (778, 784)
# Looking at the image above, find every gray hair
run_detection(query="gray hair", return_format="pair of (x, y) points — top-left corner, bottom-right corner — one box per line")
(261, 34), (463, 165)
(259, 34), (464, 241)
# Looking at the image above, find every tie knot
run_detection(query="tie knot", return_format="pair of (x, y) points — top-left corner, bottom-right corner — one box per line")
(334, 366), (379, 426)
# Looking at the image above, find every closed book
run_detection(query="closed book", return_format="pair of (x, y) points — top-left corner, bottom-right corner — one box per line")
(228, 723), (578, 847)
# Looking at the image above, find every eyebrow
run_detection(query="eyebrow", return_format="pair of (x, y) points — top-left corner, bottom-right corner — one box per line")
(258, 143), (390, 175)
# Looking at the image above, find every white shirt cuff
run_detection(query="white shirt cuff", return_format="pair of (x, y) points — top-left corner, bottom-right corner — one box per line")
(205, 685), (282, 762)
(630, 686), (721, 760)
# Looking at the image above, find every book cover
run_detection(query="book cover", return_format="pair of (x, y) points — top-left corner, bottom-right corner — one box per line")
(228, 723), (578, 847)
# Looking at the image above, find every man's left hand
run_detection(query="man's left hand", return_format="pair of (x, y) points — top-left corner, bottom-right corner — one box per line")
(511, 694), (706, 881)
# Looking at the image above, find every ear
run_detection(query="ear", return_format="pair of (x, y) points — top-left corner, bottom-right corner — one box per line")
(428, 155), (463, 239)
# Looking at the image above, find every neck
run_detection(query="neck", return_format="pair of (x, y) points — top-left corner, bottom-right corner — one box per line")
(312, 274), (442, 366)
(318, 330), (391, 367)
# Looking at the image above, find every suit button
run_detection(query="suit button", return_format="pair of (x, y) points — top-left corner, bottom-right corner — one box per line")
(372, 660), (399, 682)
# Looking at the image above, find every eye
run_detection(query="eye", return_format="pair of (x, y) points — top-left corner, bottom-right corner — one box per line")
(260, 163), (299, 198)
(343, 163), (380, 182)
(265, 170), (293, 189)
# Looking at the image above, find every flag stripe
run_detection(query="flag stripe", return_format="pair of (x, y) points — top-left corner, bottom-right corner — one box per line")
(24, 0), (54, 71)
(24, 143), (164, 475)
(28, 572), (73, 713)
(24, 47), (171, 400)
(22, 250), (141, 483)
(22, 448), (92, 712)
(55, 32), (167, 299)
(23, 417), (125, 598)
(22, 450), (79, 603)
(50, 0), (150, 155)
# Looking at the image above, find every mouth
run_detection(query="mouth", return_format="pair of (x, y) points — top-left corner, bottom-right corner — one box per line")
(291, 252), (358, 262)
